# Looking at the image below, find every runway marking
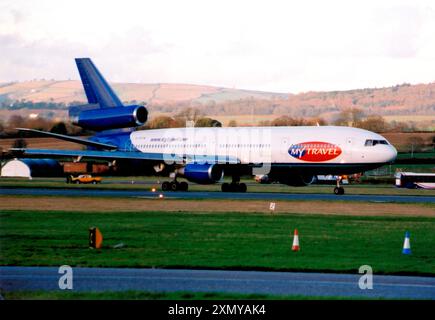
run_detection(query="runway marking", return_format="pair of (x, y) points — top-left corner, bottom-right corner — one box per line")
(2, 273), (435, 289)
(2, 267), (435, 299)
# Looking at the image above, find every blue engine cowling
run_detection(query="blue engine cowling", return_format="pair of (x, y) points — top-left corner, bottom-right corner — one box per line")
(71, 105), (148, 131)
(281, 174), (316, 186)
(180, 163), (224, 184)
(262, 173), (316, 186)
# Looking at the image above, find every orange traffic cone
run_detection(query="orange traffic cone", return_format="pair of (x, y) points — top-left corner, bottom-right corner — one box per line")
(89, 227), (103, 249)
(292, 229), (300, 251)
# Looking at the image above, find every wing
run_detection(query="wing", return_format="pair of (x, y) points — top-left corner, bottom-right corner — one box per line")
(10, 148), (240, 164)
(10, 148), (180, 162)
(13, 128), (241, 164)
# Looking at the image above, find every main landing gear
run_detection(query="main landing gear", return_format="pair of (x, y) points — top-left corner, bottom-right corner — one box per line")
(221, 176), (247, 193)
(333, 176), (345, 195)
(161, 180), (188, 192)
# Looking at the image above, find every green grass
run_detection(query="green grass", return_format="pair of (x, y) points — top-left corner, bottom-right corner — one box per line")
(0, 290), (377, 300)
(396, 152), (435, 160)
(1, 177), (434, 196)
(1, 210), (434, 275)
(390, 164), (434, 173)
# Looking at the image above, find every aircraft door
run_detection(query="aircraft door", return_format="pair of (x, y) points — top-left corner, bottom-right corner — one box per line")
(281, 137), (289, 163)
(344, 137), (354, 161)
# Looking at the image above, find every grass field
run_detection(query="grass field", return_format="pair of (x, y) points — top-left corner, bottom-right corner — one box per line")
(1, 196), (434, 217)
(1, 177), (435, 196)
(396, 152), (435, 160)
(1, 209), (434, 275)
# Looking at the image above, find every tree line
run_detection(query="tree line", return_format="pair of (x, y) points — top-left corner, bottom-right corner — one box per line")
(1, 107), (433, 154)
(0, 106), (431, 140)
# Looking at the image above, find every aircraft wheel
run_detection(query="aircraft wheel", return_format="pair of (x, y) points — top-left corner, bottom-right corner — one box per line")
(239, 183), (247, 193)
(230, 182), (239, 192)
(334, 187), (345, 195)
(75, 180), (80, 184)
(170, 181), (178, 191)
(162, 181), (170, 191)
(179, 181), (188, 191)
(221, 183), (230, 192)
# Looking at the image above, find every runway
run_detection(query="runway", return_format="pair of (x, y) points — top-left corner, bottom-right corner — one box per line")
(1, 187), (434, 203)
(1, 267), (434, 299)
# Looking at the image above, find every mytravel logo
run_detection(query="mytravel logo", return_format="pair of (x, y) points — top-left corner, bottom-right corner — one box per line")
(288, 141), (342, 162)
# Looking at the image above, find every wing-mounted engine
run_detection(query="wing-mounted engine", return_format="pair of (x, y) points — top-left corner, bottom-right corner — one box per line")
(260, 172), (316, 186)
(281, 174), (316, 186)
(177, 163), (224, 184)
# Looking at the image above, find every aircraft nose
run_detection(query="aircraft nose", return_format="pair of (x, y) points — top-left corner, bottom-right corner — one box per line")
(386, 145), (398, 162)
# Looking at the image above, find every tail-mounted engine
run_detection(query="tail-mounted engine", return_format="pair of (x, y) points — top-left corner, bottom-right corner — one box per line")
(70, 104), (148, 131)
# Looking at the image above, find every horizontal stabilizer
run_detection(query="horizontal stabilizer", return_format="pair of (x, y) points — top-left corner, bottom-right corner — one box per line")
(15, 128), (118, 150)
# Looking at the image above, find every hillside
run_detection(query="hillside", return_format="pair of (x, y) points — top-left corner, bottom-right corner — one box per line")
(0, 80), (434, 129)
(0, 80), (286, 105)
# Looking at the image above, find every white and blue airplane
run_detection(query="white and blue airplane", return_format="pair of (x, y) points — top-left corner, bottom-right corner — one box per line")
(14, 58), (397, 194)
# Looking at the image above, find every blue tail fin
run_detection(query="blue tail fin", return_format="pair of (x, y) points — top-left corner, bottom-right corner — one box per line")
(75, 58), (123, 108)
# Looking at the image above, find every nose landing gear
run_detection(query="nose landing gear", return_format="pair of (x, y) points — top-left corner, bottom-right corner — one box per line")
(334, 176), (345, 195)
(334, 186), (345, 195)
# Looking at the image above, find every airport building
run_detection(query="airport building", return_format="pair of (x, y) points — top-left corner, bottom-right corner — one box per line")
(0, 158), (63, 179)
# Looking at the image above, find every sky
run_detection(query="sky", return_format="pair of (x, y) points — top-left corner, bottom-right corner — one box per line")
(1, 0), (435, 93)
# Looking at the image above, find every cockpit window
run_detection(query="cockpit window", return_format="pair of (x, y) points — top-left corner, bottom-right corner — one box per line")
(365, 139), (389, 146)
